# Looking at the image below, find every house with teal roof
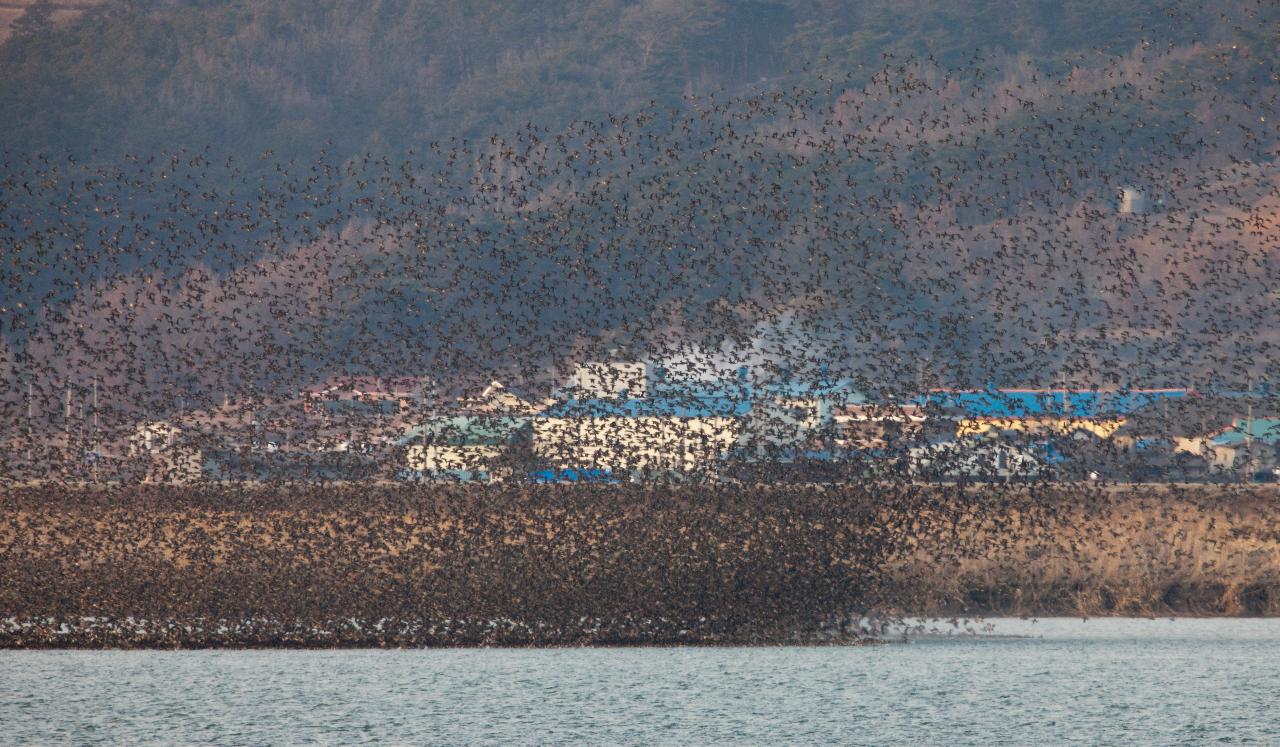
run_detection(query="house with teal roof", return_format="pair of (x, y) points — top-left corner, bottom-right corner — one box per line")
(1201, 416), (1280, 471)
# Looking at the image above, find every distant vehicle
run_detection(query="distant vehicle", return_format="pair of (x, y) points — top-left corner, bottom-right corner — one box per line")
(1251, 469), (1280, 483)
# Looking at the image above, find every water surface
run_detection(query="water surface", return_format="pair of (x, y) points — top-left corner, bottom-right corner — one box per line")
(3, 618), (1277, 745)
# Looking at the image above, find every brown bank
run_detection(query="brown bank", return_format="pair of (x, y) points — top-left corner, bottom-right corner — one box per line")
(1, 483), (1277, 648)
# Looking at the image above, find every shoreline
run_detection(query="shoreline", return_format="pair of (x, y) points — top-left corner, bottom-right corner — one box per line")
(7, 615), (1280, 651)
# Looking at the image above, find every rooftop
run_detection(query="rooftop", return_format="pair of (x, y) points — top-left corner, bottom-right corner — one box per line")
(1209, 417), (1280, 447)
(915, 389), (1195, 418)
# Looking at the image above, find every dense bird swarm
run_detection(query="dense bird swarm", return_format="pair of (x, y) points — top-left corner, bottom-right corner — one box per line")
(2, 484), (1277, 648)
(1, 4), (1276, 410)
(0, 1), (1277, 645)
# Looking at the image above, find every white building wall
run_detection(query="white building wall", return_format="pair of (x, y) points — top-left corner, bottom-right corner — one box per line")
(533, 416), (740, 472)
(406, 444), (504, 472)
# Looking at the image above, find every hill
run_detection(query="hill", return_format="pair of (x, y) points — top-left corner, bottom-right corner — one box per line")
(0, 0), (1246, 159)
(0, 0), (1277, 420)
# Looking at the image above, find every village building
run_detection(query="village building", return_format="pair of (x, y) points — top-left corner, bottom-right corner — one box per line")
(918, 388), (1195, 442)
(400, 416), (531, 482)
(533, 396), (747, 480)
(127, 421), (205, 483)
(456, 380), (551, 415)
(906, 439), (1047, 481)
(833, 403), (928, 450)
(956, 416), (1126, 440)
(726, 377), (866, 459)
(299, 375), (434, 416)
(128, 420), (182, 455)
(566, 361), (651, 400)
(1182, 416), (1280, 473)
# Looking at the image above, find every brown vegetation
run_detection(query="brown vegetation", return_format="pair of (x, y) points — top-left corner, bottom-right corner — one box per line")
(875, 486), (1280, 618)
(1, 484), (1277, 648)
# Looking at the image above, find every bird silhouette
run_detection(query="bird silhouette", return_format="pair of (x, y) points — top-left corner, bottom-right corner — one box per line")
(1, 9), (1278, 645)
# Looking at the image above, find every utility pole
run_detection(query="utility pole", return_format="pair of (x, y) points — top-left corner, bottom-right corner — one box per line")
(1247, 375), (1254, 448)
(26, 380), (33, 467)
(1246, 375), (1254, 478)
(64, 382), (71, 478)
(92, 377), (99, 483)
(77, 400), (84, 482)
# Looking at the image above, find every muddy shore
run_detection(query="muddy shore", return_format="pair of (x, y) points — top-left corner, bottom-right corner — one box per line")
(2, 483), (1277, 648)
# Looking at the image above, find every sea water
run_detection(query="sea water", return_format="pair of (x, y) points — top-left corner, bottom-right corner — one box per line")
(2, 618), (1278, 745)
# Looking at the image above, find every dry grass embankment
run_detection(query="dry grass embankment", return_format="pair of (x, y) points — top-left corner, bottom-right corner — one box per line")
(876, 484), (1280, 617)
(0, 483), (1277, 647)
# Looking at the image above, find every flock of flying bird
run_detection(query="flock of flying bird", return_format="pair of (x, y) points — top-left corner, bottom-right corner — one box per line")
(0, 23), (1278, 643)
(0, 41), (1274, 439)
(1, 43), (1277, 422)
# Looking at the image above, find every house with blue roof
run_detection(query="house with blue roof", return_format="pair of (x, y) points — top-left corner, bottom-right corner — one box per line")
(735, 380), (862, 462)
(913, 388), (1195, 442)
(915, 388), (1194, 418)
(1207, 417), (1280, 447)
(530, 360), (873, 478)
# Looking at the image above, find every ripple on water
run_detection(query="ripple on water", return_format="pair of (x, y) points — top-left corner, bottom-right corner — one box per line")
(1, 619), (1278, 745)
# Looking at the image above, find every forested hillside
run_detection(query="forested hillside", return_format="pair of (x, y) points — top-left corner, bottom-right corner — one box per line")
(1, 0), (1263, 161)
(0, 1), (1277, 416)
